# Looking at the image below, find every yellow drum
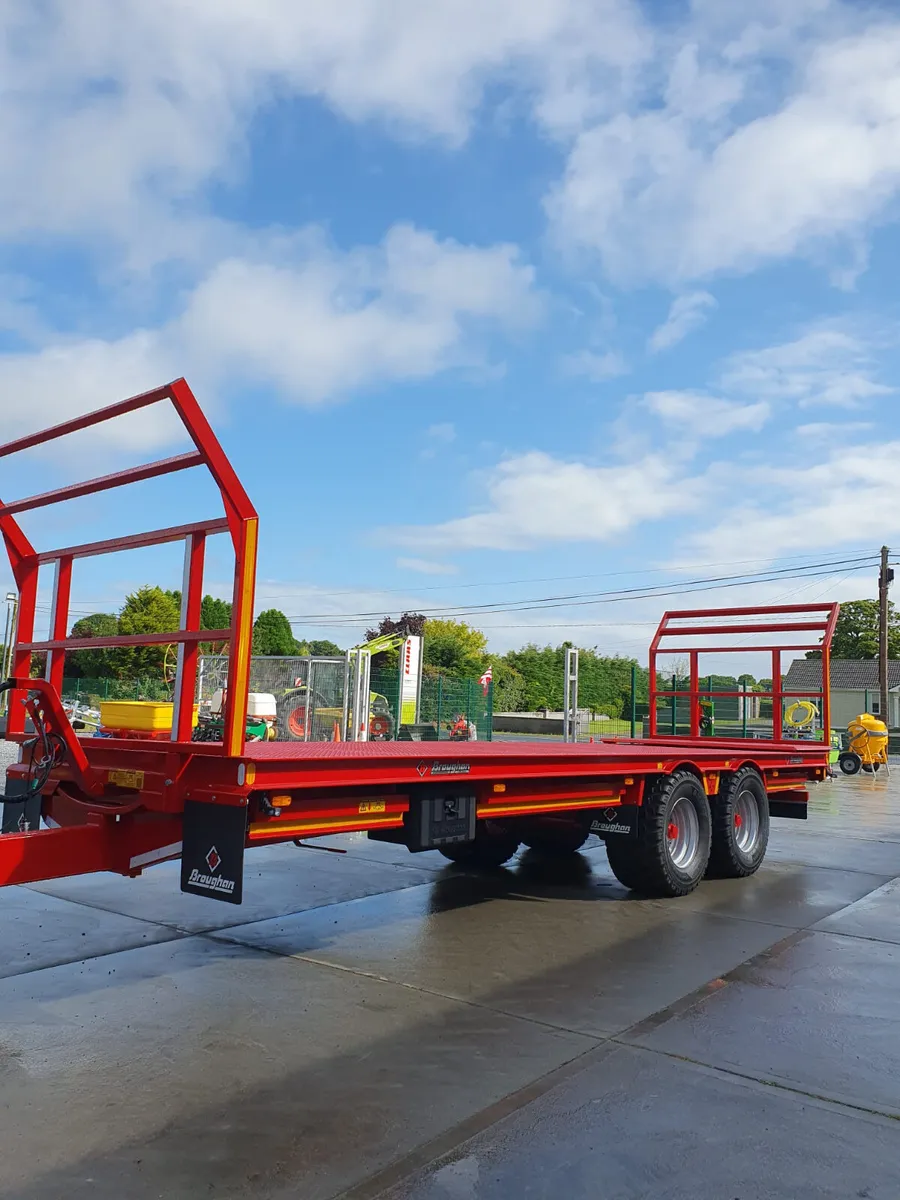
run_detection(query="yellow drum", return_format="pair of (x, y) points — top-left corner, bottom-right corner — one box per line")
(840, 713), (889, 775)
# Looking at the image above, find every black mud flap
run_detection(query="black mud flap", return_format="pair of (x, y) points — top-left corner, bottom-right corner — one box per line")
(181, 800), (247, 904)
(768, 800), (808, 820)
(589, 804), (639, 839)
(1, 778), (41, 834)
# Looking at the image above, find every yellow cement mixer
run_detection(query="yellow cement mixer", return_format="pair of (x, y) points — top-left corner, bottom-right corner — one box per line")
(838, 713), (889, 775)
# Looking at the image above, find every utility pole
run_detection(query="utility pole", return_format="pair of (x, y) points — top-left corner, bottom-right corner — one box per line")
(879, 546), (893, 725)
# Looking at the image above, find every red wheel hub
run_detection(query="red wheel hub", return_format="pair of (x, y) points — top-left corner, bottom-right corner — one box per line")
(666, 822), (678, 840)
(734, 813), (743, 829)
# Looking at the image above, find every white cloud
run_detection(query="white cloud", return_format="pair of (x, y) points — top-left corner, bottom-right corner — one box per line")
(426, 423), (456, 443)
(396, 557), (458, 576)
(5, 0), (898, 299)
(249, 579), (422, 644)
(3, 0), (900, 301)
(380, 312), (892, 558)
(648, 291), (717, 352)
(0, 331), (183, 452)
(387, 451), (703, 551)
(547, 22), (900, 284)
(0, 223), (540, 446)
(719, 325), (893, 408)
(0, 0), (649, 261)
(181, 225), (540, 403)
(642, 391), (770, 437)
(689, 440), (900, 561)
(562, 349), (628, 381)
(796, 420), (874, 439)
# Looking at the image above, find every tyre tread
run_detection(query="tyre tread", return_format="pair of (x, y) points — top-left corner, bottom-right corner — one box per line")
(606, 770), (710, 898)
(707, 766), (769, 879)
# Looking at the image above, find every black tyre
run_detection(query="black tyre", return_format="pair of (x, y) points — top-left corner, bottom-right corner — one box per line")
(606, 771), (711, 897)
(707, 767), (769, 879)
(520, 819), (590, 857)
(839, 752), (862, 776)
(440, 821), (520, 869)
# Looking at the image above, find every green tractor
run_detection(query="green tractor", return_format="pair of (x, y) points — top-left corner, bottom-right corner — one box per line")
(276, 684), (394, 742)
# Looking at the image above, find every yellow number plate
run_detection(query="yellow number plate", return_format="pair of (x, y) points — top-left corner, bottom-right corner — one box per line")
(358, 800), (386, 814)
(108, 769), (145, 790)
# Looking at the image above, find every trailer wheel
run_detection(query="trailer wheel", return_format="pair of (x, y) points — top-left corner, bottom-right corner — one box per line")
(839, 752), (862, 775)
(440, 821), (520, 869)
(706, 767), (769, 879)
(605, 771), (711, 897)
(521, 819), (590, 857)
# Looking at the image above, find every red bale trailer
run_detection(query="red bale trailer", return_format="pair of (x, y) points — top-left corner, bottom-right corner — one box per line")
(0, 382), (839, 901)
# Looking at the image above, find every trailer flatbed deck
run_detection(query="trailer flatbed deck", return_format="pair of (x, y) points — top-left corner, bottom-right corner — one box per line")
(0, 382), (838, 903)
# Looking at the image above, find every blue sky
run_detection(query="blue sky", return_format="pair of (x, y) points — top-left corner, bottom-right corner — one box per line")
(1, 0), (899, 668)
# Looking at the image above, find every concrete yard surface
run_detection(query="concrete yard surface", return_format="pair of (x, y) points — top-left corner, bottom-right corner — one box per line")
(1, 768), (899, 1198)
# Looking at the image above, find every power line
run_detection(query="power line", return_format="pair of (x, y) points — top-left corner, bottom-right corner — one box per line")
(254, 545), (881, 599)
(280, 555), (878, 624)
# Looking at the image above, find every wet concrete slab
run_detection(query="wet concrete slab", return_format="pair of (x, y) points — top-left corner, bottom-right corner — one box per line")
(813, 876), (900, 944)
(25, 839), (439, 934)
(626, 928), (900, 1116)
(378, 1044), (900, 1200)
(219, 867), (792, 1038)
(765, 827), (900, 875)
(0, 885), (180, 979)
(803, 772), (900, 840)
(0, 936), (593, 1200)
(652, 857), (891, 928)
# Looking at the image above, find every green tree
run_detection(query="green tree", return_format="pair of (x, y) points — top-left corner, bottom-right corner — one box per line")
(68, 612), (119, 678)
(114, 586), (181, 678)
(252, 608), (299, 655)
(504, 644), (561, 709)
(201, 595), (232, 631)
(505, 643), (648, 715)
(423, 619), (489, 678)
(307, 639), (343, 657)
(489, 659), (527, 711)
(200, 595), (232, 652)
(806, 599), (900, 659)
(365, 612), (426, 642)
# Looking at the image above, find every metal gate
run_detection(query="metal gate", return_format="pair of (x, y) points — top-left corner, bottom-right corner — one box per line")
(198, 654), (347, 742)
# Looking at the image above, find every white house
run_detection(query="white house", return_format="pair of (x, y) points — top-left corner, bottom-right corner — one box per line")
(782, 659), (900, 731)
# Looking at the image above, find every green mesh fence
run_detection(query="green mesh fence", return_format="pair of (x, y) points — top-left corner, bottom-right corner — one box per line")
(60, 668), (824, 744)
(651, 676), (828, 742)
(62, 676), (172, 704)
(62, 666), (493, 741)
(370, 669), (492, 741)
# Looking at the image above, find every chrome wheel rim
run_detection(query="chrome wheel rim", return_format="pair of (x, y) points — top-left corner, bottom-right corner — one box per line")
(734, 788), (759, 855)
(665, 796), (701, 870)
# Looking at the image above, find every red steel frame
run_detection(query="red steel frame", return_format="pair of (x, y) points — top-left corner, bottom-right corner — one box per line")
(0, 379), (258, 757)
(648, 603), (839, 742)
(0, 385), (840, 895)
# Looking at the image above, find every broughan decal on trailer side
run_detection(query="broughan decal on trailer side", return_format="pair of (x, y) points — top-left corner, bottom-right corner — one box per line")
(420, 762), (471, 776)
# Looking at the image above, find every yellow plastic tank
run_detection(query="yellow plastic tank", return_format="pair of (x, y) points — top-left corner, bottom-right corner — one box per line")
(99, 700), (198, 733)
